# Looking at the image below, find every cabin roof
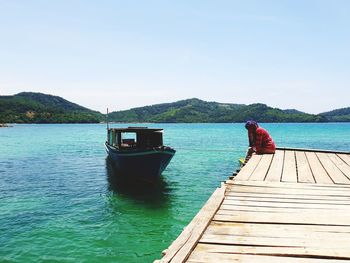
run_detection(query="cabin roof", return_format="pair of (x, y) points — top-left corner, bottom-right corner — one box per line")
(108, 127), (163, 133)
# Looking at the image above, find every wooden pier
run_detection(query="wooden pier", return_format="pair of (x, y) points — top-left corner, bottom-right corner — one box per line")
(156, 148), (350, 263)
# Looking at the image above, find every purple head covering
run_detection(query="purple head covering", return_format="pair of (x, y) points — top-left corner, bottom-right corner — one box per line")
(245, 120), (259, 130)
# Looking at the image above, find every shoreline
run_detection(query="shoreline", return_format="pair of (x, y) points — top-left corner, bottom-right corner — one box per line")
(2, 121), (350, 125)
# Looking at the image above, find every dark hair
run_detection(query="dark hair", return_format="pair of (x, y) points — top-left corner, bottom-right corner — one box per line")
(245, 120), (259, 130)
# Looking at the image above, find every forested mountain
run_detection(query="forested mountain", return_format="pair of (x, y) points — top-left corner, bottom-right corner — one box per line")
(108, 98), (326, 123)
(319, 107), (350, 122)
(0, 92), (103, 123)
(1, 93), (348, 123)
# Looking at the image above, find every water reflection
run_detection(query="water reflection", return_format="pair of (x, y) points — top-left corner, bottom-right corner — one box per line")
(105, 157), (171, 205)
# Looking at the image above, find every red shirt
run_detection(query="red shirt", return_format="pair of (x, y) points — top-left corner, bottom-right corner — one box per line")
(248, 127), (275, 154)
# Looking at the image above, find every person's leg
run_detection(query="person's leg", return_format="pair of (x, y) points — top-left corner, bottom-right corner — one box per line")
(259, 148), (275, 154)
(245, 147), (255, 162)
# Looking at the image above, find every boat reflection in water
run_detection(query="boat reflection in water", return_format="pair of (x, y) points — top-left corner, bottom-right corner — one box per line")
(105, 127), (175, 182)
(105, 156), (171, 203)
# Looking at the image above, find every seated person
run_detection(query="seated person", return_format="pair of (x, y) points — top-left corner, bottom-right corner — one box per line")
(245, 120), (276, 161)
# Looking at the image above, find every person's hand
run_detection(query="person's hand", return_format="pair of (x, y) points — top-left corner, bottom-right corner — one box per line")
(247, 147), (255, 155)
(245, 147), (256, 163)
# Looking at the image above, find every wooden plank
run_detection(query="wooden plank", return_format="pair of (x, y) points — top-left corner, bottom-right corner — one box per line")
(338, 153), (350, 166)
(226, 189), (350, 199)
(156, 186), (225, 263)
(295, 151), (315, 183)
(281, 150), (297, 182)
(316, 152), (350, 184)
(220, 204), (342, 213)
(225, 194), (350, 203)
(200, 233), (350, 249)
(248, 154), (273, 181)
(225, 184), (350, 196)
(217, 204), (350, 215)
(223, 199), (350, 210)
(226, 184), (350, 197)
(187, 251), (349, 263)
(213, 210), (350, 226)
(328, 154), (350, 180)
(189, 244), (350, 261)
(226, 189), (350, 202)
(206, 221), (350, 235)
(305, 152), (333, 184)
(219, 205), (349, 216)
(234, 154), (262, 181)
(228, 180), (350, 189)
(225, 192), (350, 201)
(265, 150), (284, 182)
(276, 146), (350, 154)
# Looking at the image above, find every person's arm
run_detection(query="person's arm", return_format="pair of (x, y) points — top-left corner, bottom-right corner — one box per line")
(248, 130), (255, 147)
(255, 130), (263, 154)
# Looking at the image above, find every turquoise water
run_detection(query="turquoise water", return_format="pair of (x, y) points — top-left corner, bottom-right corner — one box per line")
(0, 123), (349, 262)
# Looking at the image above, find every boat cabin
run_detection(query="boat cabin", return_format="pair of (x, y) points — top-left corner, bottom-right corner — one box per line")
(107, 127), (164, 149)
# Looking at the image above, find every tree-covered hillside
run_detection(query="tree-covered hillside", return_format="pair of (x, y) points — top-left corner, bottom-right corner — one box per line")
(108, 98), (326, 123)
(1, 93), (348, 123)
(320, 107), (350, 122)
(0, 92), (103, 123)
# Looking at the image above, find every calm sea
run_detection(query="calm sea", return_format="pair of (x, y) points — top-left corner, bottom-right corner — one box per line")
(1, 123), (349, 262)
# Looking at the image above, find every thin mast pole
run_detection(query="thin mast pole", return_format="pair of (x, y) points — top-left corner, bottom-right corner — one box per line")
(106, 108), (109, 130)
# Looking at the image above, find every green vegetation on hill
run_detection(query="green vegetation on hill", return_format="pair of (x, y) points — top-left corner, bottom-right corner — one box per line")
(108, 98), (326, 123)
(0, 93), (348, 123)
(319, 107), (350, 122)
(0, 92), (103, 123)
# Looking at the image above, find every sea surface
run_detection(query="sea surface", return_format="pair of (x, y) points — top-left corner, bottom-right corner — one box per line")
(1, 123), (349, 262)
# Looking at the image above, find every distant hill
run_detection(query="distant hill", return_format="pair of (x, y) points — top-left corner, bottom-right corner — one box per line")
(319, 107), (350, 122)
(108, 98), (326, 123)
(1, 93), (348, 123)
(0, 92), (103, 123)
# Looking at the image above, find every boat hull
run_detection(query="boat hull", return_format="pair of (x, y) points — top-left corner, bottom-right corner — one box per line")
(105, 143), (175, 181)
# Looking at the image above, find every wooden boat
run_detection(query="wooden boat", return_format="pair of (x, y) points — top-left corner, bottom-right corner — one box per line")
(105, 127), (175, 181)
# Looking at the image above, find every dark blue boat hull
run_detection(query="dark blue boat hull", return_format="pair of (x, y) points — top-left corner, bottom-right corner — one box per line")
(105, 143), (175, 181)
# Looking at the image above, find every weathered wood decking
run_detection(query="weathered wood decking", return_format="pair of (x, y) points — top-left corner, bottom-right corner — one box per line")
(156, 148), (350, 263)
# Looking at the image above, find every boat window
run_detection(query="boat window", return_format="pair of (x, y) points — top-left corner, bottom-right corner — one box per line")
(121, 132), (137, 148)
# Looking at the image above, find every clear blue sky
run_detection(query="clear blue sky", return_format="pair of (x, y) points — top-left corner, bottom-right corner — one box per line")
(1, 0), (349, 113)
